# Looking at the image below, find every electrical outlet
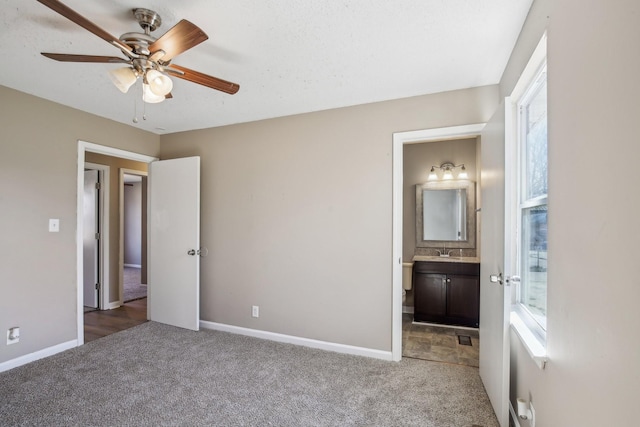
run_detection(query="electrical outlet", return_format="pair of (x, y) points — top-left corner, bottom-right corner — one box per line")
(7, 327), (20, 345)
(252, 305), (259, 318)
(530, 402), (536, 427)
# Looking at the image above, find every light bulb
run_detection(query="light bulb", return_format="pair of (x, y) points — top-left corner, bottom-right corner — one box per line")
(443, 168), (453, 180)
(458, 166), (468, 180)
(427, 168), (438, 181)
(146, 70), (173, 96)
(108, 67), (137, 93)
(143, 83), (165, 103)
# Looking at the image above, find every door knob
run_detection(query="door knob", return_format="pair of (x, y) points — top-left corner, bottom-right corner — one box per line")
(489, 273), (503, 285)
(187, 249), (196, 256)
(490, 273), (520, 286)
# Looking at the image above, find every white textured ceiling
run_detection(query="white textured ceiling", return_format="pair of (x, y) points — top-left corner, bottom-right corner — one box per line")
(0, 0), (533, 134)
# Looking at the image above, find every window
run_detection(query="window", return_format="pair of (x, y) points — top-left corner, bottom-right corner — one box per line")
(516, 63), (548, 338)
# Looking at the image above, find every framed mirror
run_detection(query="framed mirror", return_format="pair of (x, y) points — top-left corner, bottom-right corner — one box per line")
(416, 180), (476, 249)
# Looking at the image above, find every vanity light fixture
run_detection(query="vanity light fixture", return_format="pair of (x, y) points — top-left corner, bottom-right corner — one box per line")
(427, 162), (468, 180)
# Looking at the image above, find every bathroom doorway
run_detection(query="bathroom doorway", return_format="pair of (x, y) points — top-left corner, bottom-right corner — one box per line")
(391, 124), (484, 361)
(399, 136), (481, 367)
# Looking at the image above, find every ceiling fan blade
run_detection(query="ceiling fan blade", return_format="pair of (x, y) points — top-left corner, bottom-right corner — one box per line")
(165, 64), (239, 94)
(41, 53), (130, 64)
(36, 0), (132, 55)
(149, 20), (208, 62)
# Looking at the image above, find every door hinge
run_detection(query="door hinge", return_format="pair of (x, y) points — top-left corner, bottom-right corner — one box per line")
(95, 182), (101, 190)
(95, 283), (100, 290)
(95, 232), (100, 240)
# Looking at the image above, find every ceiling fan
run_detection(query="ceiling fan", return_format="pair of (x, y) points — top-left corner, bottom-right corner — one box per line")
(36, 0), (240, 104)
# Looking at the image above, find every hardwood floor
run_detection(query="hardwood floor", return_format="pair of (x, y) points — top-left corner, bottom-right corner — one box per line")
(84, 298), (148, 343)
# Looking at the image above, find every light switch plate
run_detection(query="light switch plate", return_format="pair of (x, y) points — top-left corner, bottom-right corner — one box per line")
(49, 219), (60, 232)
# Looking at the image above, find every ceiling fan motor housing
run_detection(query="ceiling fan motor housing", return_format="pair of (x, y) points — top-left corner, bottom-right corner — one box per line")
(133, 8), (161, 33)
(120, 32), (156, 57)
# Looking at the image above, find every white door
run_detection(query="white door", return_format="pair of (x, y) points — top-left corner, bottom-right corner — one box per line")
(479, 101), (511, 426)
(83, 170), (99, 308)
(148, 157), (200, 331)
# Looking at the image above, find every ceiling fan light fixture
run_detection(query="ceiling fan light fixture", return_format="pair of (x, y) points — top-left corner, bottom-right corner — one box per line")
(143, 83), (165, 103)
(108, 67), (138, 93)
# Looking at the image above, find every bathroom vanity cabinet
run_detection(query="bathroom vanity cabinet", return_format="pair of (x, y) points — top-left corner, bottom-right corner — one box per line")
(413, 261), (480, 328)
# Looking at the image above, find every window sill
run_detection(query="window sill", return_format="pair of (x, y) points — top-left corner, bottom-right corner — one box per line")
(510, 311), (548, 370)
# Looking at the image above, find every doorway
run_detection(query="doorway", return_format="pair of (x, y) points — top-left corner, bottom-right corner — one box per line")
(391, 124), (485, 361)
(76, 141), (157, 345)
(120, 170), (148, 303)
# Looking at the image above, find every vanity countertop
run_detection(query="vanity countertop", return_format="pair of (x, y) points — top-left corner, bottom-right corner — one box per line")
(412, 255), (480, 264)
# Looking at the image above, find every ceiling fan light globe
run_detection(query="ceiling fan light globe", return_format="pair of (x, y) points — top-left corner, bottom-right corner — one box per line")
(143, 83), (165, 103)
(108, 67), (137, 93)
(146, 70), (173, 96)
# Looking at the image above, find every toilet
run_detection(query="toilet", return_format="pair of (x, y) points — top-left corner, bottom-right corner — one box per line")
(402, 262), (413, 303)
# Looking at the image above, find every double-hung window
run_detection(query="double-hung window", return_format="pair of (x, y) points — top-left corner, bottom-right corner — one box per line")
(516, 62), (548, 341)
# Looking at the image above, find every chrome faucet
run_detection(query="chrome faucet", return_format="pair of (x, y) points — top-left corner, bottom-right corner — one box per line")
(435, 249), (454, 257)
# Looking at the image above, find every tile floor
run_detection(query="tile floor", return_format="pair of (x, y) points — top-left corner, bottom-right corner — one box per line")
(402, 313), (480, 367)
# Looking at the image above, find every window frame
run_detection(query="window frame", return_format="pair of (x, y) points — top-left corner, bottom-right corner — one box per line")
(514, 61), (548, 345)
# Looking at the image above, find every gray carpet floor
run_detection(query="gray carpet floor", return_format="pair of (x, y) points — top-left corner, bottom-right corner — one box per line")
(123, 266), (147, 302)
(0, 322), (498, 427)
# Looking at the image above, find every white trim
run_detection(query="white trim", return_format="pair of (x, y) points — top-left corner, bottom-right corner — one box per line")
(510, 312), (548, 369)
(391, 124), (486, 362)
(0, 340), (77, 373)
(119, 168), (148, 304)
(200, 321), (393, 361)
(81, 141), (157, 163)
(509, 400), (523, 427)
(84, 162), (110, 311)
(510, 33), (547, 101)
(77, 141), (157, 346)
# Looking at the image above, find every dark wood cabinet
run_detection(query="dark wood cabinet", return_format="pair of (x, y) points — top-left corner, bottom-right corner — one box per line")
(413, 261), (480, 328)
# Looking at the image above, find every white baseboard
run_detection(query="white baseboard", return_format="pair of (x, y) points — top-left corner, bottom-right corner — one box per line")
(200, 321), (393, 361)
(108, 301), (122, 309)
(123, 264), (141, 268)
(510, 400), (522, 427)
(0, 339), (77, 373)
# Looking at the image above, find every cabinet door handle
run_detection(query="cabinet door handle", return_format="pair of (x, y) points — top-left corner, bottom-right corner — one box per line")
(446, 278), (451, 283)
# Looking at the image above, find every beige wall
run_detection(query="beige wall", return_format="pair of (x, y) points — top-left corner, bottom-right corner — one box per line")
(403, 138), (479, 261)
(504, 0), (640, 425)
(0, 86), (159, 364)
(85, 153), (148, 303)
(160, 86), (498, 351)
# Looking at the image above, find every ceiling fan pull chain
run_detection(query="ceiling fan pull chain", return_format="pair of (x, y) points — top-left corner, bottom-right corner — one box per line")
(143, 96), (147, 121)
(132, 81), (139, 123)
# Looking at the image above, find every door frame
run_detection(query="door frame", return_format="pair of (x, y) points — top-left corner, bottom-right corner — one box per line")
(119, 169), (148, 305)
(391, 123), (486, 361)
(76, 141), (157, 345)
(83, 162), (109, 310)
